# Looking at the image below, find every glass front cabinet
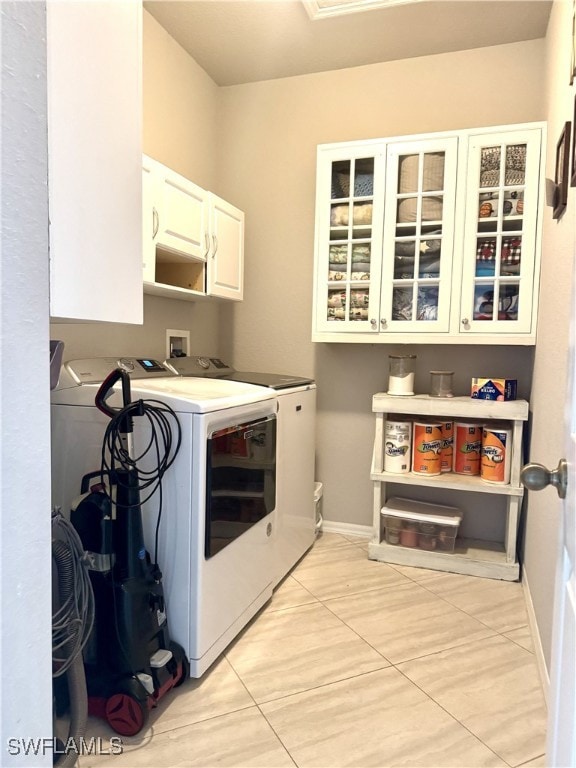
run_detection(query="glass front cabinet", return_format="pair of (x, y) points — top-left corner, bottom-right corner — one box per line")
(312, 123), (545, 345)
(459, 129), (542, 336)
(316, 143), (386, 334)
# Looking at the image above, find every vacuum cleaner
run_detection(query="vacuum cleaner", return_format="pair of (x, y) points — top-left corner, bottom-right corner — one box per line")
(70, 367), (188, 736)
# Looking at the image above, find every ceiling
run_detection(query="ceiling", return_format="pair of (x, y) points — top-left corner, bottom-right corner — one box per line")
(143, 0), (552, 87)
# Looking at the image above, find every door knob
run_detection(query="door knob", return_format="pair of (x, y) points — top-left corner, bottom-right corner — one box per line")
(520, 459), (568, 499)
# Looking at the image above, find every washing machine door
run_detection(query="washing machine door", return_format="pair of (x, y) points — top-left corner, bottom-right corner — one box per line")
(205, 413), (277, 558)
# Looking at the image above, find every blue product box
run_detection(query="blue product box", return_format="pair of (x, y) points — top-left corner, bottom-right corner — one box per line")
(471, 377), (517, 401)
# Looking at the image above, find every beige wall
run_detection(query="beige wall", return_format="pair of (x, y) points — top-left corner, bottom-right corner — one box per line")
(142, 11), (218, 188)
(217, 40), (545, 537)
(522, 0), (575, 678)
(51, 11), (221, 362)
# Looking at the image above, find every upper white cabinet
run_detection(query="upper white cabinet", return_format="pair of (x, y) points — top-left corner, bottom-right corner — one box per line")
(143, 157), (244, 302)
(206, 194), (244, 301)
(312, 123), (545, 345)
(47, 1), (143, 324)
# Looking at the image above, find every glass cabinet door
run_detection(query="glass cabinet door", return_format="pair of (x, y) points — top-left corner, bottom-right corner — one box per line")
(460, 129), (542, 335)
(314, 145), (385, 333)
(380, 138), (458, 334)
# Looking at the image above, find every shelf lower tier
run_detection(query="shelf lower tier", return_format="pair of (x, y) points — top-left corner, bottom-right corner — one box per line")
(368, 537), (519, 581)
(144, 280), (208, 302)
(370, 470), (524, 496)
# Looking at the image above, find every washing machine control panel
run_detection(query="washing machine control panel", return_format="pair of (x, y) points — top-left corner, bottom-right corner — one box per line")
(166, 356), (235, 377)
(65, 357), (177, 384)
(134, 358), (167, 373)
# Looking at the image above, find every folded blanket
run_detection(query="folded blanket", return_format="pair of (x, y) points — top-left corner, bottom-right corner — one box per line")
(392, 287), (439, 322)
(328, 245), (371, 264)
(329, 270), (371, 281)
(397, 153), (445, 223)
(479, 145), (526, 188)
(350, 291), (369, 308)
(329, 245), (348, 264)
(327, 291), (346, 308)
(332, 171), (373, 198)
(328, 307), (369, 321)
(327, 290), (369, 309)
(329, 261), (371, 273)
(330, 204), (373, 226)
(476, 237), (522, 267)
(352, 245), (371, 261)
(395, 232), (442, 257)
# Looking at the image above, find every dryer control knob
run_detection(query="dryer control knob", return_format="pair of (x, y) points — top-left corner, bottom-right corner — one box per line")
(117, 358), (135, 372)
(197, 357), (210, 369)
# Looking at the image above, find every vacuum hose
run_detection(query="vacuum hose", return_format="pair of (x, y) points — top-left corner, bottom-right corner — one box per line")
(52, 510), (94, 767)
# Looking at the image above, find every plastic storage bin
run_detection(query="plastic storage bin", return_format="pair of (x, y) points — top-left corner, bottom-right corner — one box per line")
(381, 497), (462, 553)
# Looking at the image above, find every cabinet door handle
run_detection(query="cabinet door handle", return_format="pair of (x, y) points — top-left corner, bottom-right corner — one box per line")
(152, 207), (159, 239)
(212, 234), (218, 257)
(204, 233), (211, 259)
(370, 318), (377, 329)
(461, 318), (470, 326)
(380, 318), (387, 328)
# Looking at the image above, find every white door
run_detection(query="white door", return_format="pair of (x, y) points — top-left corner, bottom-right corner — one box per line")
(546, 294), (576, 765)
(521, 293), (575, 765)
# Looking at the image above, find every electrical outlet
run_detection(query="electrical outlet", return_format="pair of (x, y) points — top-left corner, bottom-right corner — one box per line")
(166, 329), (190, 359)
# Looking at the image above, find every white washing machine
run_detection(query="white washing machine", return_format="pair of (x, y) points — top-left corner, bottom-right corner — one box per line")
(165, 356), (317, 585)
(51, 356), (278, 677)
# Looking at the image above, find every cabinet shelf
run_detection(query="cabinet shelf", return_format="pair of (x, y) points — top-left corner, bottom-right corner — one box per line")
(368, 537), (519, 580)
(372, 393), (529, 421)
(395, 220), (444, 232)
(370, 393), (528, 581)
(210, 457), (275, 470)
(330, 225), (373, 238)
(144, 280), (208, 302)
(477, 219), (524, 234)
(370, 469), (525, 496)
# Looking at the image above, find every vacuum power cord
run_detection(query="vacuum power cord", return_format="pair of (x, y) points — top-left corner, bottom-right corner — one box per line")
(99, 398), (182, 566)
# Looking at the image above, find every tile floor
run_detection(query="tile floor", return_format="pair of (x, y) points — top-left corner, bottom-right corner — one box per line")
(81, 532), (548, 768)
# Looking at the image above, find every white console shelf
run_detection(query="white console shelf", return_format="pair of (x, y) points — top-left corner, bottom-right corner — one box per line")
(369, 394), (529, 581)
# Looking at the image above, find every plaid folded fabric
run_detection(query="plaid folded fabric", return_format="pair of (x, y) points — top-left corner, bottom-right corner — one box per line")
(476, 237), (521, 265)
(476, 239), (496, 261)
(501, 237), (522, 265)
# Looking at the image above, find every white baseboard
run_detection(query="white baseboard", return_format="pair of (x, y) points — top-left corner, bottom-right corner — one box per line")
(321, 519), (373, 539)
(522, 566), (550, 706)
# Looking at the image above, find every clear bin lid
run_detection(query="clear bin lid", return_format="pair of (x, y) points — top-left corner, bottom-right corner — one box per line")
(381, 497), (462, 526)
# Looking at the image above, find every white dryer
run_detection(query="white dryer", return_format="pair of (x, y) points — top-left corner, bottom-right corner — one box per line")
(165, 356), (317, 585)
(51, 356), (278, 677)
